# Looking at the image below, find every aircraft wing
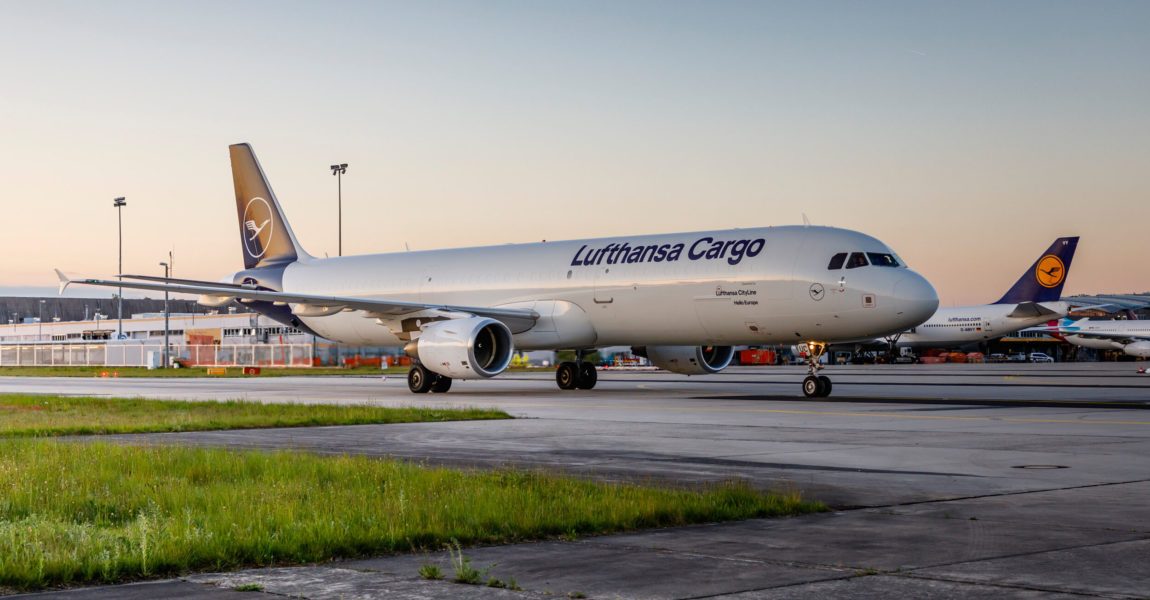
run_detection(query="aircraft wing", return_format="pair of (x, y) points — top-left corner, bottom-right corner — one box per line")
(1005, 301), (1061, 319)
(55, 270), (539, 332)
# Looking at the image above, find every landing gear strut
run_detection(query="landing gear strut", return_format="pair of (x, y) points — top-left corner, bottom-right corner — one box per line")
(802, 341), (832, 398)
(408, 363), (452, 394)
(556, 350), (598, 390)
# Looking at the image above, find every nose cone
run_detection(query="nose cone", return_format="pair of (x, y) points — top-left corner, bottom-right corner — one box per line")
(892, 271), (939, 327)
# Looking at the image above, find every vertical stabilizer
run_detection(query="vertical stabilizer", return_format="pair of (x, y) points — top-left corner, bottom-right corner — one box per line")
(994, 237), (1079, 304)
(230, 143), (310, 270)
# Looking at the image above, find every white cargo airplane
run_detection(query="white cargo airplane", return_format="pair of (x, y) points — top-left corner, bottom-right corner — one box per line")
(879, 237), (1079, 349)
(58, 143), (938, 397)
(1029, 317), (1150, 358)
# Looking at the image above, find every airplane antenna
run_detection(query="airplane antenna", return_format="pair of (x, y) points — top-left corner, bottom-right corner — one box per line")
(801, 213), (811, 227)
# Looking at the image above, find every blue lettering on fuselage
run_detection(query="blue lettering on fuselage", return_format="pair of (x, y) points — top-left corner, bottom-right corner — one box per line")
(571, 237), (764, 267)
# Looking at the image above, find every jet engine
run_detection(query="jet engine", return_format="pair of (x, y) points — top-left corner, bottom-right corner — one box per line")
(633, 345), (735, 375)
(404, 317), (514, 379)
(1124, 341), (1150, 358)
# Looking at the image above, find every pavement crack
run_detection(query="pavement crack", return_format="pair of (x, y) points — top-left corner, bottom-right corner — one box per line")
(844, 477), (1150, 512)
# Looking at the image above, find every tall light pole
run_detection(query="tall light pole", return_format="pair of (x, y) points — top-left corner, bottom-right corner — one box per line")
(38, 300), (45, 341)
(160, 261), (170, 368)
(113, 197), (126, 340)
(330, 163), (347, 256)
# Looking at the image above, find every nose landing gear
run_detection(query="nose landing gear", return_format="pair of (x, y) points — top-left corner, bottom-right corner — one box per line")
(802, 341), (832, 398)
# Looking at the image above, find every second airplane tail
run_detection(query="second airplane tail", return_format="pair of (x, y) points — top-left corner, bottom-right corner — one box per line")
(993, 237), (1079, 305)
(230, 143), (311, 270)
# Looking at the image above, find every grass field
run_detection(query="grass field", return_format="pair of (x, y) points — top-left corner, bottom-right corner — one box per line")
(0, 393), (510, 437)
(0, 440), (823, 591)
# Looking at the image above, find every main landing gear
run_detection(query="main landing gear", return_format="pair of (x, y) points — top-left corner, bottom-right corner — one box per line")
(556, 351), (598, 390)
(802, 341), (833, 398)
(408, 363), (452, 393)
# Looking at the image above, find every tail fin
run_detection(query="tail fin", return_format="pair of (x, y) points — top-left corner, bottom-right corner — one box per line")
(230, 143), (310, 270)
(994, 237), (1079, 304)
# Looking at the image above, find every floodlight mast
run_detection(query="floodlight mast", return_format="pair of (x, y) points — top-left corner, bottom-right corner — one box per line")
(330, 163), (347, 256)
(113, 197), (126, 339)
(159, 260), (170, 368)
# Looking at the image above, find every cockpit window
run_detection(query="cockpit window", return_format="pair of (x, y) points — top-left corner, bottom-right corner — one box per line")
(866, 252), (900, 267)
(845, 252), (868, 269)
(827, 253), (847, 270)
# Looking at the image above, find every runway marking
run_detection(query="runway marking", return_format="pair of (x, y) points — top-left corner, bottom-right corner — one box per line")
(421, 399), (1150, 426)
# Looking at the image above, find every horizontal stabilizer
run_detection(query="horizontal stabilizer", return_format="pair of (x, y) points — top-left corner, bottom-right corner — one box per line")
(1006, 302), (1060, 319)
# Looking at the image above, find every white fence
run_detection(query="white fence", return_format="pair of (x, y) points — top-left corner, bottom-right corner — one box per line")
(0, 343), (317, 367)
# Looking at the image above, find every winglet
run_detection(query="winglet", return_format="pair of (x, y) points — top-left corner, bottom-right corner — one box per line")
(54, 269), (72, 295)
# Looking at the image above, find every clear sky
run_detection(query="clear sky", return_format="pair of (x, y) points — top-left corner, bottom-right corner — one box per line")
(1, 1), (1146, 305)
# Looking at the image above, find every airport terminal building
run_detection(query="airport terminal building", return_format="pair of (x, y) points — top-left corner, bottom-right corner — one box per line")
(0, 297), (339, 368)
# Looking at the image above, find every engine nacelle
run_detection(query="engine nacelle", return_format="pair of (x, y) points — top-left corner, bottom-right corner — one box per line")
(633, 345), (734, 375)
(1124, 341), (1150, 358)
(405, 317), (514, 379)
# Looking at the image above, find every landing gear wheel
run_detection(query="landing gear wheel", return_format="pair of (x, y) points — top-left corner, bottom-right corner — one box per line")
(430, 375), (453, 393)
(817, 375), (832, 397)
(556, 361), (579, 390)
(576, 361), (597, 390)
(802, 375), (823, 398)
(408, 364), (433, 394)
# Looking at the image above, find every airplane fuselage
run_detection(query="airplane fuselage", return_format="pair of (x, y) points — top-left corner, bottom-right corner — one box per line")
(258, 226), (936, 349)
(898, 302), (1070, 349)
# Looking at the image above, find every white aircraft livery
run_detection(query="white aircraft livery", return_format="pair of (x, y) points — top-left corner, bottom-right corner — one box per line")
(891, 237), (1079, 349)
(59, 143), (938, 397)
(1033, 317), (1150, 358)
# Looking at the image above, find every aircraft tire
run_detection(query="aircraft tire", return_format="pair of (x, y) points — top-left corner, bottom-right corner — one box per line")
(818, 375), (832, 397)
(576, 361), (597, 389)
(408, 365), (434, 394)
(802, 375), (822, 398)
(430, 375), (452, 393)
(556, 361), (579, 390)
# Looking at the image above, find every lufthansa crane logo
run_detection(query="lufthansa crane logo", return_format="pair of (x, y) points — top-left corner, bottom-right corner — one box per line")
(1035, 254), (1065, 288)
(242, 197), (274, 259)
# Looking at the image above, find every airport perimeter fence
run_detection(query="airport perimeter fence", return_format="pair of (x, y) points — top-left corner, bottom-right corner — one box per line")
(0, 343), (320, 368)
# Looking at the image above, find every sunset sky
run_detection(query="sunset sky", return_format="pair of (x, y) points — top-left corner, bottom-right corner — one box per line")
(1, 1), (1146, 305)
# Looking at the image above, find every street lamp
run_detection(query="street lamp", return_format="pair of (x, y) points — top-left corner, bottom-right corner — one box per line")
(330, 163), (347, 256)
(160, 261), (170, 368)
(38, 300), (45, 341)
(113, 197), (126, 340)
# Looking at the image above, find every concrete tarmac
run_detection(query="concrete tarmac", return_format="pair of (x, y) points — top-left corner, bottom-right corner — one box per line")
(6, 363), (1150, 598)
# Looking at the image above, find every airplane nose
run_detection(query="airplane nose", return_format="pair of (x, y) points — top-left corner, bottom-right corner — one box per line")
(892, 271), (939, 326)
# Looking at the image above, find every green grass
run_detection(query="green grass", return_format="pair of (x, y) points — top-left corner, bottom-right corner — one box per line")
(0, 440), (823, 591)
(0, 394), (510, 437)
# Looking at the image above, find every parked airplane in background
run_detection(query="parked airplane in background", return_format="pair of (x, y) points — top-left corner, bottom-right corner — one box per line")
(1029, 317), (1150, 358)
(58, 143), (938, 397)
(879, 237), (1079, 350)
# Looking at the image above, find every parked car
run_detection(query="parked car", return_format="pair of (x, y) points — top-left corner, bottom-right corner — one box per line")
(1006, 353), (1027, 362)
(987, 353), (1007, 363)
(1028, 352), (1054, 363)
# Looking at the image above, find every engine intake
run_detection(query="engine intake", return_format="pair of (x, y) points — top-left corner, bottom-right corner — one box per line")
(404, 317), (514, 379)
(633, 345), (734, 375)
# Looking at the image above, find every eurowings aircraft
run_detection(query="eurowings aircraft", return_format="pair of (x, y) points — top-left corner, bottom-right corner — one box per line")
(886, 237), (1079, 349)
(1029, 317), (1150, 358)
(58, 143), (938, 397)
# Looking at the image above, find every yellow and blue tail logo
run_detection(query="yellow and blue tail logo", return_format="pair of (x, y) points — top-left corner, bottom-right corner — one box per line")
(994, 237), (1078, 304)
